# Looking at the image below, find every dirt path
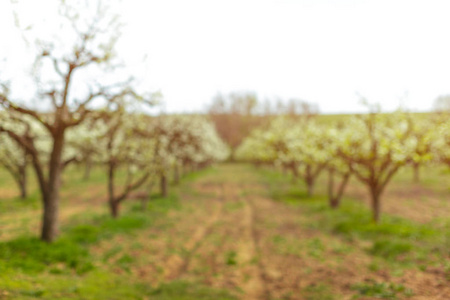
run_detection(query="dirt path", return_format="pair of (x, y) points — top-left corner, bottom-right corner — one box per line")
(237, 198), (267, 300)
(163, 193), (224, 280)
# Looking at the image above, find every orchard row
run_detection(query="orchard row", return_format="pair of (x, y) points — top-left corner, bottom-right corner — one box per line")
(0, 109), (229, 239)
(236, 112), (450, 222)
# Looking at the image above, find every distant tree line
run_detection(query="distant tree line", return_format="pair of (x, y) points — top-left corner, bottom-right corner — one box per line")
(207, 92), (318, 159)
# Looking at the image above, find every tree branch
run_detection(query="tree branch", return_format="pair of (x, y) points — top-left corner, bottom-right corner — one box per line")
(336, 172), (351, 200)
(116, 171), (151, 203)
(52, 57), (64, 77)
(0, 158), (21, 180)
(379, 164), (400, 194)
(61, 156), (79, 170)
(0, 95), (53, 133)
(0, 127), (36, 156)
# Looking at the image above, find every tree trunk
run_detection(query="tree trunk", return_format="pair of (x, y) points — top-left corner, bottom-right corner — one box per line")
(413, 163), (420, 183)
(328, 170), (351, 209)
(107, 162), (119, 218)
(329, 198), (338, 208)
(160, 173), (167, 198)
(109, 200), (120, 218)
(14, 163), (27, 199)
(327, 169), (334, 198)
(41, 193), (59, 241)
(19, 173), (27, 199)
(370, 188), (381, 223)
(305, 165), (315, 197)
(41, 130), (65, 243)
(328, 169), (337, 208)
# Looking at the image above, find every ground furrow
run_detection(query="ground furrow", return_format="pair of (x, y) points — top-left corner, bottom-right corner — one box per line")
(162, 197), (224, 280)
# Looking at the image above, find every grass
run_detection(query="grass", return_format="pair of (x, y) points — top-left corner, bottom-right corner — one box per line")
(0, 272), (236, 299)
(271, 234), (328, 259)
(146, 281), (236, 300)
(225, 250), (238, 266)
(0, 162), (448, 299)
(0, 236), (92, 274)
(258, 165), (450, 267)
(351, 280), (414, 299)
(253, 163), (449, 298)
(368, 240), (413, 259)
(0, 165), (238, 299)
(303, 283), (335, 300)
(0, 199), (177, 297)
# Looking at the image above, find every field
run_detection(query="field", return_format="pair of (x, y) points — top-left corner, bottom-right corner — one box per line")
(1, 1), (450, 299)
(0, 163), (449, 300)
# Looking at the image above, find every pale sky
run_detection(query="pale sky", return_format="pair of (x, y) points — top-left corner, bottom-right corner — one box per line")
(1, 0), (450, 114)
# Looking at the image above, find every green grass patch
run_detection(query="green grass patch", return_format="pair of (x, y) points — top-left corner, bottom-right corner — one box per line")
(306, 238), (325, 259)
(0, 236), (92, 274)
(0, 166), (214, 299)
(147, 280), (237, 300)
(181, 166), (218, 183)
(0, 185), (180, 276)
(0, 271), (232, 299)
(0, 208), (156, 276)
(225, 250), (238, 266)
(257, 166), (448, 266)
(369, 240), (413, 259)
(0, 190), (41, 213)
(352, 280), (413, 299)
(303, 283), (335, 300)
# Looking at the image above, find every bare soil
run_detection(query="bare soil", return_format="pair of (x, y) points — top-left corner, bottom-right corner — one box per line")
(95, 165), (450, 300)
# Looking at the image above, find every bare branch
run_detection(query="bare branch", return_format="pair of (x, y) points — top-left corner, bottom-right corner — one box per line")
(41, 89), (59, 108)
(52, 57), (64, 77)
(0, 127), (36, 156)
(65, 107), (91, 128)
(0, 126), (48, 195)
(336, 172), (351, 200)
(312, 163), (326, 178)
(379, 165), (400, 194)
(62, 156), (80, 170)
(0, 158), (21, 180)
(117, 172), (151, 203)
(0, 95), (53, 133)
